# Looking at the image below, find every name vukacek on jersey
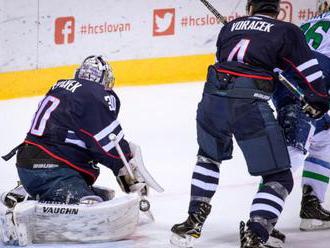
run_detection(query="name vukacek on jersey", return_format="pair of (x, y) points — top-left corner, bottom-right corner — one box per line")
(231, 20), (274, 32)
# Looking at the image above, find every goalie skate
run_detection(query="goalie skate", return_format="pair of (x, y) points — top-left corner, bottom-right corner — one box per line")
(0, 210), (19, 246)
(0, 184), (28, 209)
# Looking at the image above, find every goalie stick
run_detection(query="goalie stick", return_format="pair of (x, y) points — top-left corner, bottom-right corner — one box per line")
(199, 0), (320, 116)
(109, 134), (162, 221)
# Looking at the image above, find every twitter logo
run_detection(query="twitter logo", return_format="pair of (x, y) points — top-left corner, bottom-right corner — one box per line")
(153, 9), (175, 36)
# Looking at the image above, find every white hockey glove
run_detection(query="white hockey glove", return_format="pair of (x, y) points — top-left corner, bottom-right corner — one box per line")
(116, 141), (163, 195)
(116, 170), (145, 194)
(116, 144), (146, 194)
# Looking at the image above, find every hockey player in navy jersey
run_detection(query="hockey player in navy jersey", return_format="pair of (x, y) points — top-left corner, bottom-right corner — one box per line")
(2, 55), (144, 205)
(170, 1), (329, 248)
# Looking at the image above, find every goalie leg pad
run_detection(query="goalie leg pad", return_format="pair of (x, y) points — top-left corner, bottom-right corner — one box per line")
(0, 210), (19, 246)
(0, 199), (34, 246)
(0, 195), (140, 245)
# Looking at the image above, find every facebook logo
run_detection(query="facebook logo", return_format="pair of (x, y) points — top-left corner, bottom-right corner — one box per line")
(55, 17), (75, 45)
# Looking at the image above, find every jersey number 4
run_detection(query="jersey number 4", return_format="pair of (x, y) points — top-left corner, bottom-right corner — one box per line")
(228, 39), (250, 63)
(30, 95), (60, 136)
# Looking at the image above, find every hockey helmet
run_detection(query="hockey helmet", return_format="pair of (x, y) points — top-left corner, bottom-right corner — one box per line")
(246, 0), (280, 15)
(75, 55), (115, 89)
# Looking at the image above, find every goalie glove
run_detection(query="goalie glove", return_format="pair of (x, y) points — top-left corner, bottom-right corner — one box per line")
(116, 163), (145, 194)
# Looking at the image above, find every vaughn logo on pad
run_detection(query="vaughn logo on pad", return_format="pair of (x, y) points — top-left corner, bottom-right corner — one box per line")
(153, 9), (175, 36)
(42, 206), (79, 215)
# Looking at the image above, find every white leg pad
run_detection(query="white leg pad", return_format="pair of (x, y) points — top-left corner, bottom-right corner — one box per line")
(0, 195), (139, 245)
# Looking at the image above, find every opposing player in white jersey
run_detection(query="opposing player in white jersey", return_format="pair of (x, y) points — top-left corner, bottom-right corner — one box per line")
(298, 12), (330, 230)
(268, 10), (330, 247)
(301, 11), (330, 56)
(294, 10), (330, 231)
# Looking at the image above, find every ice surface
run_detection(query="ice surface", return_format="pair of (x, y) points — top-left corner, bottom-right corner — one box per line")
(0, 82), (329, 247)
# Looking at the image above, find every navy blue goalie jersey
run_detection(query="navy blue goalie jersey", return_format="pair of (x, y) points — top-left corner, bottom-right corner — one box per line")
(215, 14), (328, 104)
(24, 78), (130, 184)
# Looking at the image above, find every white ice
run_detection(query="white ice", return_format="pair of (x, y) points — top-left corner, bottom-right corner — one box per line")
(0, 82), (329, 248)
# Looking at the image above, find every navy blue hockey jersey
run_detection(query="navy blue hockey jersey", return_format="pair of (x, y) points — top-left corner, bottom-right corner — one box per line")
(215, 14), (328, 104)
(24, 78), (130, 184)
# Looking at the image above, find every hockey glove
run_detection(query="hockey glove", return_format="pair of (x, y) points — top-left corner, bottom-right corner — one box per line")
(278, 104), (314, 153)
(116, 164), (145, 194)
(302, 102), (325, 119)
(303, 93), (329, 119)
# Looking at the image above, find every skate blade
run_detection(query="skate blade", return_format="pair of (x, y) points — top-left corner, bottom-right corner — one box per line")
(170, 233), (194, 248)
(300, 218), (330, 231)
(265, 236), (284, 248)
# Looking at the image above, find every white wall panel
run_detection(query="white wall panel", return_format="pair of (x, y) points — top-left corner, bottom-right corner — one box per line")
(0, 0), (320, 72)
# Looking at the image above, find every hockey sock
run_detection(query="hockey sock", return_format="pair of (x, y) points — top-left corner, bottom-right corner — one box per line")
(188, 159), (220, 214)
(249, 170), (293, 242)
(302, 156), (330, 202)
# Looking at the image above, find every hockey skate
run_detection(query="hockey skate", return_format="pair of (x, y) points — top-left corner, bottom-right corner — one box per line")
(240, 221), (267, 248)
(264, 228), (286, 248)
(299, 185), (330, 231)
(170, 202), (211, 248)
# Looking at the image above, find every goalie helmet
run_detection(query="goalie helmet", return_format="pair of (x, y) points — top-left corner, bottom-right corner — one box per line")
(246, 0), (280, 15)
(75, 55), (115, 90)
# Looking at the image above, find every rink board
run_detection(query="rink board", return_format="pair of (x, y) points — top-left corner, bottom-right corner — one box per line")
(0, 0), (320, 100)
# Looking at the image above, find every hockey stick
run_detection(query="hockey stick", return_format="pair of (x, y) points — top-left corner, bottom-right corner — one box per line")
(200, 0), (228, 24)
(277, 73), (322, 117)
(277, 73), (305, 103)
(109, 134), (155, 221)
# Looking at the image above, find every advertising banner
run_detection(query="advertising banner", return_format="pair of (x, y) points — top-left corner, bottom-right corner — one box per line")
(0, 0), (324, 99)
(1, 0), (320, 72)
